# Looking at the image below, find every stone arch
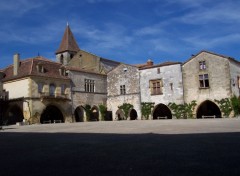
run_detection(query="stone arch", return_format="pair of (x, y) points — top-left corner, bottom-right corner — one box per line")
(4, 104), (24, 125)
(152, 103), (172, 119)
(129, 108), (138, 120)
(91, 106), (99, 121)
(115, 109), (125, 120)
(196, 100), (221, 119)
(74, 106), (85, 122)
(40, 104), (64, 123)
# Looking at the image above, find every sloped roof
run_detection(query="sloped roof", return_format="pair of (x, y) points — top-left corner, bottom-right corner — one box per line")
(183, 50), (240, 65)
(2, 56), (69, 82)
(137, 61), (181, 70)
(56, 24), (80, 54)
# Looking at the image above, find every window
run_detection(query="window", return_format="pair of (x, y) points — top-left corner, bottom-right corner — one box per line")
(157, 68), (160, 74)
(238, 76), (240, 89)
(150, 79), (163, 95)
(49, 83), (56, 96)
(61, 84), (66, 95)
(60, 54), (64, 64)
(199, 74), (209, 88)
(120, 85), (126, 95)
(199, 61), (206, 70)
(37, 64), (44, 73)
(59, 68), (68, 76)
(38, 83), (43, 93)
(85, 79), (95, 93)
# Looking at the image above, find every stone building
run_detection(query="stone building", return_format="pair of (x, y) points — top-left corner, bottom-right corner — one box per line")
(107, 63), (141, 120)
(0, 71), (8, 126)
(56, 24), (119, 121)
(138, 60), (184, 119)
(67, 67), (108, 122)
(1, 54), (72, 125)
(182, 50), (240, 118)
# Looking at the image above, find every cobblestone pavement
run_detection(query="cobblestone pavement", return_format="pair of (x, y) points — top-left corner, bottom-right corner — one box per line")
(1, 119), (240, 176)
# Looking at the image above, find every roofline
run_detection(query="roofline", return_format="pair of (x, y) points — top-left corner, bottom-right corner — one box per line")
(183, 50), (240, 65)
(79, 49), (120, 64)
(66, 67), (107, 76)
(107, 62), (137, 74)
(2, 74), (70, 83)
(138, 62), (182, 70)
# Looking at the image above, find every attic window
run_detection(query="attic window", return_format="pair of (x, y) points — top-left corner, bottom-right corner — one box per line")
(157, 68), (160, 74)
(37, 65), (44, 73)
(59, 68), (68, 76)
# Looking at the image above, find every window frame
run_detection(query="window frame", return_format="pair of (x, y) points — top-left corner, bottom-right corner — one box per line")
(120, 85), (126, 95)
(150, 79), (163, 95)
(38, 82), (43, 93)
(199, 61), (206, 70)
(199, 74), (209, 88)
(84, 79), (95, 93)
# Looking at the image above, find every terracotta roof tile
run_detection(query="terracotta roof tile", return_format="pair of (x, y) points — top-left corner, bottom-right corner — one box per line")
(2, 56), (69, 82)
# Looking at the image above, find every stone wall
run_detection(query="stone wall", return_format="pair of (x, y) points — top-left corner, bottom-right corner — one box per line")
(69, 70), (107, 110)
(182, 52), (231, 107)
(229, 60), (240, 97)
(140, 63), (184, 105)
(107, 64), (141, 119)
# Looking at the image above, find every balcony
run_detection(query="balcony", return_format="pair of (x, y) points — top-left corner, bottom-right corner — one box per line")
(40, 92), (70, 102)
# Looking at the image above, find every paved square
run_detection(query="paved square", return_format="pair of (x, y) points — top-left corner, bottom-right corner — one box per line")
(1, 119), (240, 176)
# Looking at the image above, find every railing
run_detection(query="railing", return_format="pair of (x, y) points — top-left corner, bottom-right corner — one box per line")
(40, 92), (69, 100)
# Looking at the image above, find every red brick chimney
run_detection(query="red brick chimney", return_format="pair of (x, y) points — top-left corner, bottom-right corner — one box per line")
(147, 59), (153, 66)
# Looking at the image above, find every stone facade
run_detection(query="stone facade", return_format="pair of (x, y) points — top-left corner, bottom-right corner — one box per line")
(1, 55), (72, 124)
(68, 69), (108, 121)
(107, 64), (141, 120)
(139, 62), (184, 119)
(182, 51), (240, 118)
(140, 62), (183, 105)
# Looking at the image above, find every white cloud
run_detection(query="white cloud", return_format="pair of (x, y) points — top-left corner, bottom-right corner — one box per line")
(0, 0), (45, 17)
(183, 33), (240, 49)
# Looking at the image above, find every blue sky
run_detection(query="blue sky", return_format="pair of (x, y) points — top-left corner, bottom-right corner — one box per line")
(1, 0), (240, 69)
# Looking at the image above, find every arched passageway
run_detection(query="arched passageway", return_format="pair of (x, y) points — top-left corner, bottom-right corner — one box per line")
(129, 109), (138, 120)
(74, 107), (84, 122)
(153, 104), (172, 119)
(197, 100), (221, 119)
(4, 105), (24, 125)
(91, 106), (99, 121)
(116, 109), (125, 120)
(40, 105), (64, 123)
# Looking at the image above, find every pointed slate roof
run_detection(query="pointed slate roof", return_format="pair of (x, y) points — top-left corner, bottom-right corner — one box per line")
(56, 24), (80, 54)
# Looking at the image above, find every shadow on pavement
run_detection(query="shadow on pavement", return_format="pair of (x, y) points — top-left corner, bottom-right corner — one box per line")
(0, 132), (240, 176)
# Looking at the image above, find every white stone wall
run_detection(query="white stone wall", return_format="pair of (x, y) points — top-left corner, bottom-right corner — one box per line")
(3, 78), (29, 99)
(140, 64), (184, 105)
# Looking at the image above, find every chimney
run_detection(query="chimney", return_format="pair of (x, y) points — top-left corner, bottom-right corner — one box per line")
(147, 59), (153, 66)
(13, 53), (20, 76)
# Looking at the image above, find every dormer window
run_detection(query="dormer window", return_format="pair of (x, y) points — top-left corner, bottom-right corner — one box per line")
(59, 68), (68, 76)
(36, 64), (44, 73)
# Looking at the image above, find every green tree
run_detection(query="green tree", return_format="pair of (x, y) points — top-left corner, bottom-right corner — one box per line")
(215, 98), (232, 117)
(118, 103), (133, 120)
(141, 102), (155, 120)
(99, 104), (107, 121)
